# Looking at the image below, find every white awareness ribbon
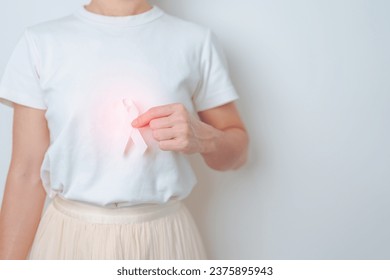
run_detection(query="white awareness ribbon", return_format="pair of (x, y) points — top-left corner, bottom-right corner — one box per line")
(122, 98), (147, 155)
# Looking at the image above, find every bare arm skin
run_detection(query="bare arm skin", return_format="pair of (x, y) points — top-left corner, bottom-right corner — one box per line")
(132, 102), (249, 171)
(0, 104), (49, 259)
(197, 102), (249, 170)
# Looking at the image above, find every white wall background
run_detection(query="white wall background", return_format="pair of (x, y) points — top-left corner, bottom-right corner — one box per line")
(1, 0), (389, 259)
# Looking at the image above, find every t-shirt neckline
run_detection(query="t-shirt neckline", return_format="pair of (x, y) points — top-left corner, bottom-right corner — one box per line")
(74, 5), (164, 27)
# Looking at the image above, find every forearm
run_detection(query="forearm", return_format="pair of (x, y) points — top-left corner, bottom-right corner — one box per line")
(197, 121), (249, 171)
(0, 173), (46, 259)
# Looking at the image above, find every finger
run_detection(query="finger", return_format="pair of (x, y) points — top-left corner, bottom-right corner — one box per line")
(152, 128), (176, 141)
(149, 116), (173, 129)
(132, 105), (175, 128)
(158, 139), (181, 152)
(159, 138), (191, 153)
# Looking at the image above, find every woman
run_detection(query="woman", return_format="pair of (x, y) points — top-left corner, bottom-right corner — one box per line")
(0, 0), (248, 260)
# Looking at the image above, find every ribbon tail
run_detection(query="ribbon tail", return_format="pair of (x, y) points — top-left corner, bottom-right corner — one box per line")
(123, 132), (134, 154)
(131, 129), (148, 155)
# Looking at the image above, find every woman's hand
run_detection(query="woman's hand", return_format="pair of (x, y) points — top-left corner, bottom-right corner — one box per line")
(131, 103), (210, 154)
(132, 102), (248, 170)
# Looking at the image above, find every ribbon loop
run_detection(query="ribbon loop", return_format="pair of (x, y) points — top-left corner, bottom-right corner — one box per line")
(122, 98), (147, 155)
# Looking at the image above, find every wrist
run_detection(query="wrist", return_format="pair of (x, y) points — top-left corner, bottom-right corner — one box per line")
(194, 120), (222, 155)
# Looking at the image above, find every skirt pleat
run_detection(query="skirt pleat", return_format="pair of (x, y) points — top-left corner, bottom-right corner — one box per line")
(27, 195), (207, 260)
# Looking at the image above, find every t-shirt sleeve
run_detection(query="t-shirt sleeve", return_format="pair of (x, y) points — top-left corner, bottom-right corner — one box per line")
(0, 29), (46, 110)
(192, 29), (239, 112)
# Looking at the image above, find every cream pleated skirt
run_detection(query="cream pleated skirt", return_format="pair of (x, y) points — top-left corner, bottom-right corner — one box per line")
(27, 195), (207, 260)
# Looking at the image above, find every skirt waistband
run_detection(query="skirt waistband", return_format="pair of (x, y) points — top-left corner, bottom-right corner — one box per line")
(52, 195), (182, 224)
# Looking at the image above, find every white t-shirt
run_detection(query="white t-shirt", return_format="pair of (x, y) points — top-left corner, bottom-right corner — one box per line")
(0, 5), (239, 207)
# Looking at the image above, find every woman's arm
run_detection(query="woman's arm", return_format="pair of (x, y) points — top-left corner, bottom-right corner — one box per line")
(0, 104), (49, 259)
(196, 102), (248, 170)
(132, 102), (249, 171)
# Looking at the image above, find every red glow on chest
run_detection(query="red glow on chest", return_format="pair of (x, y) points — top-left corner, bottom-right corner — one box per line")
(86, 87), (147, 156)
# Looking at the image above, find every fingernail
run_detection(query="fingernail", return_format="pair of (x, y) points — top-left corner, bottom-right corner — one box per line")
(131, 119), (138, 127)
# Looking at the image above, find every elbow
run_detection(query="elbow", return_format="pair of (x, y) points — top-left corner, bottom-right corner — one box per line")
(206, 162), (230, 172)
(201, 126), (249, 171)
(231, 144), (249, 171)
(232, 150), (249, 170)
(230, 130), (249, 170)
(206, 154), (247, 171)
(205, 138), (249, 172)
